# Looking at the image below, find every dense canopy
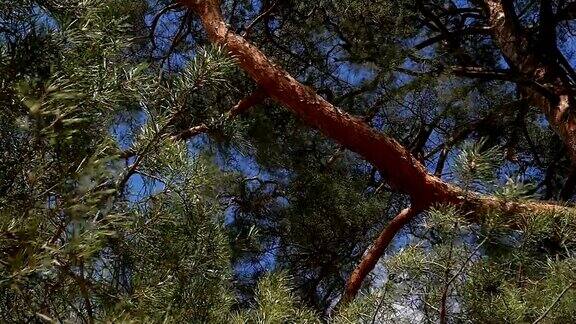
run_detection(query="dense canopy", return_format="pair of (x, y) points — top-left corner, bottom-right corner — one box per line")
(2, 0), (576, 322)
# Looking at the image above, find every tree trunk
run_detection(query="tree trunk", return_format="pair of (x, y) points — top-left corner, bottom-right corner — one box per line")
(483, 0), (576, 164)
(181, 0), (575, 305)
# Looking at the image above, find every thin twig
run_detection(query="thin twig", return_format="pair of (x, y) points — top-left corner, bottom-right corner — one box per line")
(532, 282), (575, 324)
(242, 1), (279, 38)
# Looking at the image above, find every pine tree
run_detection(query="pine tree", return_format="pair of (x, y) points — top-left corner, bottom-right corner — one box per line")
(2, 0), (576, 323)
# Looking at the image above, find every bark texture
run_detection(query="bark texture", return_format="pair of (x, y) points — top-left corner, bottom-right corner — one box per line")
(483, 0), (576, 164)
(182, 0), (570, 215)
(340, 207), (418, 305)
(181, 0), (575, 305)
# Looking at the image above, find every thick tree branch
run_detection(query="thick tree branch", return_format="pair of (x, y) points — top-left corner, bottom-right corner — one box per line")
(182, 0), (575, 217)
(182, 0), (576, 305)
(483, 0), (576, 164)
(539, 0), (556, 45)
(339, 207), (419, 306)
(182, 0), (457, 208)
(450, 66), (520, 82)
(414, 26), (491, 50)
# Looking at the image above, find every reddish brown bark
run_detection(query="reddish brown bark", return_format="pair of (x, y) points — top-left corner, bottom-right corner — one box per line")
(181, 0), (575, 305)
(183, 0), (464, 209)
(182, 0), (570, 213)
(340, 207), (418, 305)
(227, 88), (267, 117)
(483, 0), (576, 164)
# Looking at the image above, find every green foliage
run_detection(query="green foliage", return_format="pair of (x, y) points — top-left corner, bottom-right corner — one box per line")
(375, 204), (576, 323)
(494, 175), (537, 200)
(2, 0), (576, 323)
(463, 258), (576, 323)
(118, 166), (235, 322)
(232, 273), (320, 323)
(454, 138), (502, 191)
(0, 1), (240, 322)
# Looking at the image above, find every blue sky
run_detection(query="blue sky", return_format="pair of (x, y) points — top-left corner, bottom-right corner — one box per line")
(114, 0), (576, 301)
